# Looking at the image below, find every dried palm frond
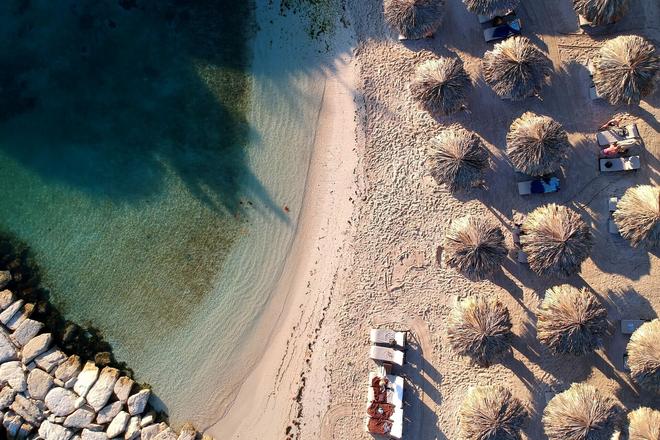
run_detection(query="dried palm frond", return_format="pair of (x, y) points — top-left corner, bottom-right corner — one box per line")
(594, 35), (659, 105)
(483, 36), (553, 100)
(427, 127), (489, 191)
(444, 216), (507, 280)
(384, 0), (446, 40)
(536, 285), (608, 355)
(448, 296), (512, 366)
(573, 0), (630, 25)
(543, 382), (621, 440)
(460, 385), (529, 440)
(411, 57), (471, 116)
(613, 185), (660, 249)
(507, 112), (570, 176)
(627, 319), (660, 393)
(463, 0), (520, 16)
(521, 204), (593, 278)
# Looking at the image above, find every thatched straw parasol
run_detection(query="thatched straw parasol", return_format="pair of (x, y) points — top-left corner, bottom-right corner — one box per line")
(536, 285), (608, 355)
(627, 319), (660, 394)
(506, 112), (570, 176)
(427, 127), (489, 191)
(521, 204), (593, 278)
(448, 296), (512, 366)
(613, 185), (660, 249)
(482, 36), (553, 100)
(624, 407), (660, 440)
(460, 385), (529, 440)
(543, 382), (620, 440)
(463, 0), (520, 16)
(594, 35), (659, 105)
(572, 0), (630, 25)
(384, 0), (446, 40)
(444, 216), (507, 280)
(411, 57), (471, 116)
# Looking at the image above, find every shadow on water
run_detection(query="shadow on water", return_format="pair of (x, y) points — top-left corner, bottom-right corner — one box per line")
(0, 0), (283, 218)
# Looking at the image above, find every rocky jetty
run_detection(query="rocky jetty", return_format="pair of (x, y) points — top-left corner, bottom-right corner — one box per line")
(0, 276), (206, 440)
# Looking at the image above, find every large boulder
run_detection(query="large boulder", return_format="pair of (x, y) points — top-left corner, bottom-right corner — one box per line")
(114, 376), (134, 403)
(11, 319), (43, 347)
(96, 401), (123, 424)
(64, 407), (95, 429)
(44, 387), (79, 417)
(81, 429), (108, 440)
(0, 271), (11, 290)
(0, 385), (17, 410)
(27, 367), (54, 400)
(141, 422), (167, 440)
(0, 330), (18, 363)
(154, 427), (178, 440)
(7, 303), (34, 331)
(22, 333), (52, 364)
(127, 389), (150, 415)
(35, 348), (67, 372)
(39, 420), (75, 440)
(107, 411), (130, 438)
(125, 416), (141, 440)
(86, 367), (120, 411)
(73, 362), (99, 398)
(177, 422), (197, 440)
(0, 361), (27, 392)
(55, 355), (81, 383)
(10, 394), (44, 425)
(0, 289), (14, 310)
(0, 300), (23, 325)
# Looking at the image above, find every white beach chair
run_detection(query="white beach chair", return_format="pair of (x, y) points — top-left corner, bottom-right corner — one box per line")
(370, 329), (406, 348)
(599, 156), (640, 172)
(597, 124), (640, 146)
(621, 319), (646, 335)
(390, 407), (403, 439)
(608, 197), (618, 212)
(369, 346), (404, 366)
(367, 373), (404, 407)
(587, 61), (602, 100)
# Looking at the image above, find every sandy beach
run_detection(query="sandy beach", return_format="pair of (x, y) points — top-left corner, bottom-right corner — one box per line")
(206, 0), (658, 439)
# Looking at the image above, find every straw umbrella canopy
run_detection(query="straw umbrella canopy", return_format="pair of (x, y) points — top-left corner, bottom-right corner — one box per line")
(536, 285), (608, 355)
(521, 204), (593, 278)
(460, 385), (529, 440)
(572, 0), (630, 25)
(443, 215), (507, 280)
(506, 112), (570, 176)
(447, 296), (512, 366)
(624, 407), (660, 440)
(427, 127), (489, 192)
(627, 319), (660, 394)
(411, 57), (471, 116)
(613, 185), (660, 249)
(593, 35), (659, 105)
(384, 0), (446, 40)
(543, 382), (620, 440)
(482, 36), (553, 100)
(463, 0), (520, 16)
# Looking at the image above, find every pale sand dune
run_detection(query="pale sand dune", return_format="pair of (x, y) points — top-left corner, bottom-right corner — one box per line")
(208, 0), (659, 438)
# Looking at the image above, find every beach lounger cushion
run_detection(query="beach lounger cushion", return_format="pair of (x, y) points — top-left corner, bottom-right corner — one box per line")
(597, 124), (640, 146)
(483, 19), (521, 42)
(370, 329), (406, 348)
(369, 346), (405, 366)
(599, 156), (640, 172)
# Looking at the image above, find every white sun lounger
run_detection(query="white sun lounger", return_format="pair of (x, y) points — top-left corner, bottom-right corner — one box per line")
(597, 124), (640, 146)
(517, 177), (560, 195)
(608, 197), (618, 212)
(621, 319), (647, 335)
(370, 346), (405, 366)
(366, 372), (404, 439)
(599, 156), (640, 172)
(587, 61), (602, 100)
(370, 329), (406, 348)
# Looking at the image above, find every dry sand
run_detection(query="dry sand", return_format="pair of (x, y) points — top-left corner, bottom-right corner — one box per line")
(208, 0), (659, 439)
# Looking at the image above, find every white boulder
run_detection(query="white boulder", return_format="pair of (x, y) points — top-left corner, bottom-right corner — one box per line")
(0, 330), (18, 363)
(177, 422), (196, 440)
(38, 420), (74, 440)
(0, 300), (23, 325)
(114, 376), (134, 403)
(81, 429), (109, 440)
(107, 411), (130, 438)
(0, 361), (27, 392)
(141, 422), (167, 440)
(153, 427), (177, 440)
(7, 303), (33, 331)
(11, 319), (43, 347)
(35, 348), (67, 372)
(96, 401), (123, 424)
(10, 394), (44, 425)
(55, 355), (81, 383)
(0, 289), (14, 310)
(44, 387), (79, 417)
(127, 389), (150, 415)
(0, 386), (16, 410)
(64, 407), (95, 429)
(22, 333), (52, 364)
(27, 368), (54, 400)
(74, 362), (99, 398)
(86, 367), (120, 411)
(125, 416), (141, 440)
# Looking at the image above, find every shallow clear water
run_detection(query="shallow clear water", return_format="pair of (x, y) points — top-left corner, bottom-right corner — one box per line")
(0, 0), (345, 425)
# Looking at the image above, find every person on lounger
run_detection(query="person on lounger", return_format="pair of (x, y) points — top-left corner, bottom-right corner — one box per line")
(599, 117), (622, 131)
(603, 139), (636, 157)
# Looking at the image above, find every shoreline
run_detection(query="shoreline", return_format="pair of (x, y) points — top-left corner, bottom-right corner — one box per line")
(205, 49), (359, 438)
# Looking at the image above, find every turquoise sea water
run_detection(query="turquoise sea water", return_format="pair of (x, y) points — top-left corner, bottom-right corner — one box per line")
(0, 0), (349, 426)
